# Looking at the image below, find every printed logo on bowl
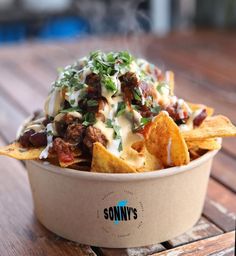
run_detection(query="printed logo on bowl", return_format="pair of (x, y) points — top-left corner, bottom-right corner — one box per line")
(97, 190), (144, 238)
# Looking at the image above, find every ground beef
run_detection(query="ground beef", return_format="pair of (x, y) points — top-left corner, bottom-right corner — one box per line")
(120, 72), (138, 88)
(42, 117), (52, 126)
(55, 120), (67, 137)
(193, 109), (207, 127)
(51, 138), (74, 164)
(64, 124), (85, 144)
(165, 103), (189, 124)
(18, 129), (35, 147)
(83, 126), (108, 153)
(29, 132), (47, 147)
(55, 114), (80, 137)
(85, 73), (101, 98)
(63, 114), (80, 125)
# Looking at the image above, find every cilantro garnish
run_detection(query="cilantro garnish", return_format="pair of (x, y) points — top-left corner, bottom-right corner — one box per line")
(87, 99), (98, 107)
(140, 117), (152, 126)
(118, 141), (123, 152)
(101, 75), (117, 93)
(133, 87), (142, 101)
(113, 124), (121, 140)
(151, 105), (161, 115)
(105, 119), (113, 128)
(105, 118), (121, 139)
(116, 102), (126, 117)
(82, 113), (96, 126)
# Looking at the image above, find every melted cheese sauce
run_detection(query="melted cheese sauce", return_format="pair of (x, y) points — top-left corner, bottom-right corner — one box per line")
(44, 88), (63, 117)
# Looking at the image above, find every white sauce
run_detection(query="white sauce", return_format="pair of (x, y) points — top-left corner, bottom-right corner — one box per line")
(44, 88), (63, 117)
(39, 123), (54, 159)
(116, 115), (143, 149)
(176, 99), (185, 119)
(167, 138), (172, 166)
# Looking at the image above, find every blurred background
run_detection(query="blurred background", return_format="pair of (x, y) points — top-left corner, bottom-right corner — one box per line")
(0, 0), (236, 44)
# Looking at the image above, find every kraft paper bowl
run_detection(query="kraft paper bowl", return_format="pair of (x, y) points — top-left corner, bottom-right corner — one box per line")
(25, 148), (219, 248)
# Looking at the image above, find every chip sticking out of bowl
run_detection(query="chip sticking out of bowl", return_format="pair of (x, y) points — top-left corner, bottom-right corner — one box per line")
(182, 115), (236, 141)
(0, 142), (43, 160)
(145, 111), (190, 167)
(186, 138), (221, 151)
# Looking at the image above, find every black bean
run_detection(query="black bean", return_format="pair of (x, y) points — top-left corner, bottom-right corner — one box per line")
(18, 129), (35, 147)
(193, 109), (207, 127)
(29, 132), (47, 147)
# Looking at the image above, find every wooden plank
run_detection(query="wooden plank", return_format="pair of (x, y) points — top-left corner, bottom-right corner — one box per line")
(100, 244), (165, 256)
(0, 64), (46, 114)
(222, 139), (236, 159)
(146, 32), (236, 90)
(0, 137), (96, 256)
(203, 179), (236, 232)
(167, 217), (223, 248)
(0, 91), (27, 142)
(211, 152), (236, 193)
(153, 231), (235, 256)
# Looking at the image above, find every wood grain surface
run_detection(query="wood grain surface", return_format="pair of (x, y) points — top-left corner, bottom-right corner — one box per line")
(0, 31), (235, 255)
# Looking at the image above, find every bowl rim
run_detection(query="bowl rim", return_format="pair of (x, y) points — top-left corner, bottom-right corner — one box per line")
(28, 147), (219, 182)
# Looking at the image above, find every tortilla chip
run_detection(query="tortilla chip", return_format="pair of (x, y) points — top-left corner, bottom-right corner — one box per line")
(187, 102), (214, 116)
(59, 157), (89, 168)
(131, 141), (162, 172)
(186, 138), (221, 151)
(182, 115), (236, 141)
(138, 149), (163, 172)
(145, 111), (190, 167)
(91, 142), (136, 173)
(0, 142), (44, 160)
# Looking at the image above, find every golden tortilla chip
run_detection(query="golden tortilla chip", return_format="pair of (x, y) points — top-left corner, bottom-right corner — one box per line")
(131, 141), (162, 172)
(187, 102), (214, 116)
(186, 138), (221, 151)
(0, 142), (43, 160)
(182, 115), (236, 141)
(138, 149), (163, 172)
(91, 142), (136, 173)
(59, 157), (89, 168)
(145, 111), (190, 167)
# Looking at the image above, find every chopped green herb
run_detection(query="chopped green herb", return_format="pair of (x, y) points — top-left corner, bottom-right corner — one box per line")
(151, 105), (161, 114)
(133, 87), (142, 101)
(118, 140), (123, 152)
(105, 119), (113, 128)
(102, 75), (117, 92)
(140, 117), (152, 126)
(87, 99), (98, 107)
(82, 113), (96, 126)
(116, 102), (126, 116)
(69, 99), (76, 105)
(113, 124), (121, 139)
(47, 130), (54, 136)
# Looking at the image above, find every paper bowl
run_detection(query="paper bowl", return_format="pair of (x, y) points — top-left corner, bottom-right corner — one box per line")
(25, 148), (219, 248)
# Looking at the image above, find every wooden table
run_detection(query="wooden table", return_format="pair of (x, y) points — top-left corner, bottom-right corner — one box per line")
(0, 31), (235, 256)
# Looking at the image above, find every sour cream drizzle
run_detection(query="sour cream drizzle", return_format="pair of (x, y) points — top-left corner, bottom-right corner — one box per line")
(39, 123), (54, 159)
